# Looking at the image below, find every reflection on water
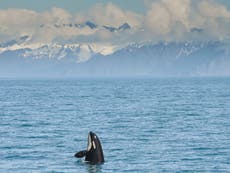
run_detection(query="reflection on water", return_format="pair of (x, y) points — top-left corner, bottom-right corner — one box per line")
(74, 159), (102, 173)
(86, 164), (102, 173)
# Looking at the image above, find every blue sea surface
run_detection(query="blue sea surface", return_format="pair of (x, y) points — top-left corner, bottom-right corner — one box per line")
(0, 78), (230, 172)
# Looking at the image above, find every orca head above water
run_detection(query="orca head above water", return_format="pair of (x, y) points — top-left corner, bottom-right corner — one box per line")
(75, 131), (104, 164)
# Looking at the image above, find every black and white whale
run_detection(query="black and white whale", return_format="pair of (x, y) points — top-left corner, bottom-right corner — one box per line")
(75, 131), (104, 164)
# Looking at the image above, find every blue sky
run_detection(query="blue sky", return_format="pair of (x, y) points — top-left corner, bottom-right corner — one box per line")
(1, 0), (230, 13)
(0, 0), (146, 13)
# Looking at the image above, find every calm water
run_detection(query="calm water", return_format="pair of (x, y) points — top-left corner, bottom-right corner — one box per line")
(0, 78), (230, 173)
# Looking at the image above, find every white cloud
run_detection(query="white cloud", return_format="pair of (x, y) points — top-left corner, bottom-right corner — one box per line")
(83, 3), (143, 27)
(77, 44), (93, 62)
(0, 0), (230, 51)
(145, 0), (191, 34)
(196, 0), (230, 40)
(0, 8), (38, 38)
(145, 2), (172, 34)
(198, 0), (230, 18)
(162, 0), (191, 29)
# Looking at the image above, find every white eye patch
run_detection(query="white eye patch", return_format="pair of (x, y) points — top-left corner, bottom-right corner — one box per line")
(92, 141), (96, 149)
(87, 134), (92, 151)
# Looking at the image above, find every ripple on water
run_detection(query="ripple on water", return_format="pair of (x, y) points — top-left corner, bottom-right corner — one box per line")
(0, 78), (230, 172)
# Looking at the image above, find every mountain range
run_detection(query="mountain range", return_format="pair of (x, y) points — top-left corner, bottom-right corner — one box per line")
(40, 21), (131, 32)
(0, 22), (229, 78)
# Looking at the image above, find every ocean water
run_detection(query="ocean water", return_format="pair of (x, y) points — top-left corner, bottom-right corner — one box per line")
(0, 78), (230, 173)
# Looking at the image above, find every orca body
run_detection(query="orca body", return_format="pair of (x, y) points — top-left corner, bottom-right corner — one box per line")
(75, 131), (104, 164)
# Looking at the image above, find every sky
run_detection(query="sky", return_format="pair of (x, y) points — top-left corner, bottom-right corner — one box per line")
(1, 0), (230, 14)
(0, 0), (146, 14)
(1, 0), (230, 44)
(0, 0), (230, 77)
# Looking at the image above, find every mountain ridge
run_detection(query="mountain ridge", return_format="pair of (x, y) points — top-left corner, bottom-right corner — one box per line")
(0, 40), (229, 77)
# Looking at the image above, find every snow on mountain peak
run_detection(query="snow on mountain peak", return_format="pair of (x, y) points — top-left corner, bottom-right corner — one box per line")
(0, 21), (134, 61)
(19, 42), (119, 62)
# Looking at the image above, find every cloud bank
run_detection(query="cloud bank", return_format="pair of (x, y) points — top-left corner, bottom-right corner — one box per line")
(0, 0), (230, 61)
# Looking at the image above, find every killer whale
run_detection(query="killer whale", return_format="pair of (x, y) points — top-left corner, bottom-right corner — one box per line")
(75, 131), (104, 164)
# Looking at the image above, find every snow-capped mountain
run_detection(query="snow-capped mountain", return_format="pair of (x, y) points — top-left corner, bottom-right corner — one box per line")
(0, 37), (229, 77)
(0, 21), (134, 62)
(0, 18), (229, 77)
(0, 37), (119, 61)
(0, 34), (211, 62)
